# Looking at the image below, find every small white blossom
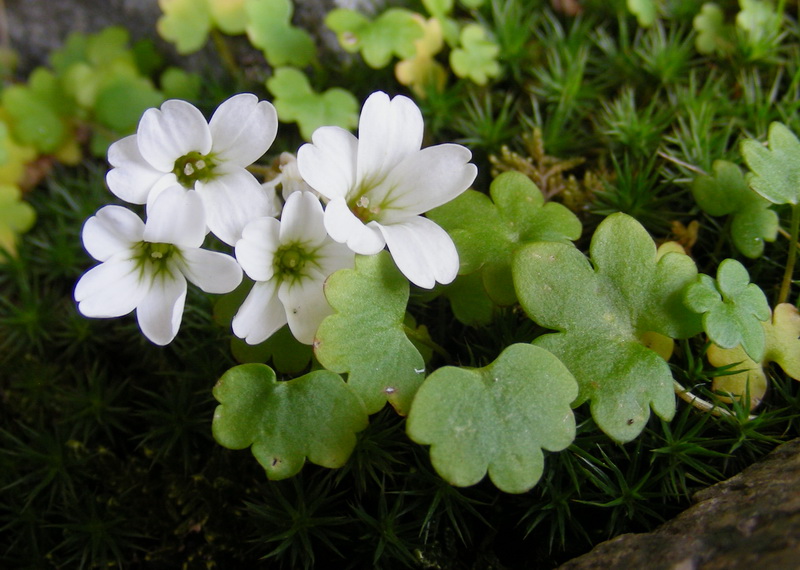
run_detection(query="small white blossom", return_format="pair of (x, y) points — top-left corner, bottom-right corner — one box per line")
(74, 187), (242, 346)
(232, 191), (354, 345)
(297, 91), (477, 289)
(106, 93), (278, 245)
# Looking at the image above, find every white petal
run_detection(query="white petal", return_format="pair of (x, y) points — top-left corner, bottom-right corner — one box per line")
(137, 100), (212, 172)
(279, 191), (327, 245)
(314, 239), (356, 277)
(296, 126), (358, 201)
(196, 167), (275, 245)
(356, 92), (423, 186)
(232, 280), (288, 345)
(209, 94), (278, 166)
(143, 187), (207, 247)
(377, 144), (477, 220)
(177, 248), (242, 293)
(106, 135), (167, 203)
(378, 217), (459, 289)
(323, 197), (385, 255)
(136, 274), (187, 346)
(74, 257), (148, 318)
(235, 217), (281, 282)
(278, 272), (332, 345)
(82, 205), (144, 262)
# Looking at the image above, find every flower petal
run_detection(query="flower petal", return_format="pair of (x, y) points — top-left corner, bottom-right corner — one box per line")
(143, 186), (207, 247)
(106, 135), (167, 203)
(314, 239), (356, 277)
(278, 271), (332, 345)
(74, 256), (148, 318)
(297, 126), (358, 201)
(323, 197), (385, 255)
(137, 100), (212, 172)
(196, 167), (276, 245)
(235, 217), (281, 282)
(232, 280), (288, 345)
(177, 248), (242, 293)
(377, 216), (459, 289)
(136, 274), (187, 346)
(356, 92), (423, 186)
(209, 93), (278, 166)
(82, 205), (144, 262)
(377, 144), (477, 220)
(279, 191), (327, 245)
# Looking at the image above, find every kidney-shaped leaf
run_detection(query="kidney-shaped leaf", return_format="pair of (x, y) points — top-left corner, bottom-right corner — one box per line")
(513, 213), (703, 443)
(406, 343), (577, 494)
(212, 364), (368, 480)
(428, 171), (581, 307)
(741, 122), (800, 206)
(691, 160), (778, 258)
(315, 251), (425, 416)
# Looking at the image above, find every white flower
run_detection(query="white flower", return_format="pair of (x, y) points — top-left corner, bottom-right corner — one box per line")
(296, 91), (477, 289)
(106, 93), (278, 245)
(74, 187), (243, 346)
(232, 191), (354, 345)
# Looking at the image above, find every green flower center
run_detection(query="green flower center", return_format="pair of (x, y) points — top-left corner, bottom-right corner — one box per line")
(275, 244), (309, 277)
(349, 194), (383, 223)
(173, 151), (216, 188)
(134, 241), (180, 280)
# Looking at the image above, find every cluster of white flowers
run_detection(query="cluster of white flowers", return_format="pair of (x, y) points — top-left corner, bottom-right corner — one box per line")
(75, 91), (477, 346)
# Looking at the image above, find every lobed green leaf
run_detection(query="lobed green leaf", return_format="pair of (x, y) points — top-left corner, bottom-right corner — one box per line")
(212, 364), (368, 479)
(407, 343), (577, 494)
(691, 160), (777, 258)
(741, 122), (800, 206)
(428, 171), (581, 311)
(513, 213), (702, 443)
(314, 252), (425, 416)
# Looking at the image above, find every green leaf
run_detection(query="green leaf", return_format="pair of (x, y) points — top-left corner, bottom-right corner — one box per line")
(449, 24), (500, 85)
(266, 67), (358, 140)
(209, 0), (248, 34)
(246, 0), (316, 67)
(0, 183), (35, 257)
(708, 303), (800, 409)
(439, 272), (495, 326)
(160, 67), (202, 101)
(406, 343), (577, 493)
(428, 171), (582, 307)
(421, 0), (453, 17)
(691, 160), (778, 258)
(326, 8), (424, 69)
(232, 326), (313, 375)
(693, 3), (732, 55)
(212, 364), (368, 479)
(627, 0), (658, 27)
(156, 0), (212, 54)
(685, 259), (770, 361)
(741, 122), (800, 206)
(314, 252), (426, 416)
(736, 0), (782, 52)
(2, 79), (67, 154)
(94, 76), (164, 133)
(513, 213), (703, 443)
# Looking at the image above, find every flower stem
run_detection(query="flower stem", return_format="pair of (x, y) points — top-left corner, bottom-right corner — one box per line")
(777, 204), (799, 305)
(210, 29), (241, 82)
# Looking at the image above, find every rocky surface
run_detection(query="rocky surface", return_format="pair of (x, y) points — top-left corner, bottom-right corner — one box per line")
(558, 437), (800, 570)
(5, 0), (355, 74)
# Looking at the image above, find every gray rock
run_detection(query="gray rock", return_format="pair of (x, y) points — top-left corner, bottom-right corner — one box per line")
(558, 438), (800, 570)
